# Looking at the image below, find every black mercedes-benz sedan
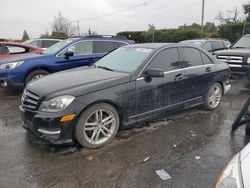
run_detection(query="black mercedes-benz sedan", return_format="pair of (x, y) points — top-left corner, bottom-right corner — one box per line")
(20, 43), (231, 148)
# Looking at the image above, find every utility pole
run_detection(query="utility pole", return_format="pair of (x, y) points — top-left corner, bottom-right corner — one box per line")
(201, 0), (205, 34)
(76, 20), (80, 36)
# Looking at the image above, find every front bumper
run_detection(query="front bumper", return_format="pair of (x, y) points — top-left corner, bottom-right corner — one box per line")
(20, 106), (77, 145)
(0, 70), (24, 89)
(228, 64), (250, 76)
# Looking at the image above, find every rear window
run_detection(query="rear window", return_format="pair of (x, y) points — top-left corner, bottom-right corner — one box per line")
(93, 41), (126, 53)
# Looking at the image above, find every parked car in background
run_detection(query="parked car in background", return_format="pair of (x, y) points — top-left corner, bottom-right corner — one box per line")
(0, 42), (42, 60)
(24, 38), (62, 49)
(180, 38), (231, 53)
(0, 35), (135, 89)
(20, 43), (231, 148)
(214, 34), (250, 77)
(215, 142), (250, 188)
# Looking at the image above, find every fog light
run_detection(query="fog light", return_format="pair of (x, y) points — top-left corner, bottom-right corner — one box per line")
(0, 80), (8, 88)
(37, 128), (61, 135)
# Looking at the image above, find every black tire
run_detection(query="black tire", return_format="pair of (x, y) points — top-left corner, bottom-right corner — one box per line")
(75, 103), (120, 149)
(203, 82), (223, 111)
(246, 123), (250, 135)
(25, 69), (49, 85)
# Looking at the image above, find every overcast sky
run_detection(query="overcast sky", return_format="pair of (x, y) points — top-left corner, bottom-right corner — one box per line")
(0, 0), (247, 39)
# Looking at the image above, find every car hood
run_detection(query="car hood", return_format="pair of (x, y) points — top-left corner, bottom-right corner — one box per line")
(240, 142), (250, 188)
(0, 53), (46, 65)
(26, 67), (131, 99)
(214, 48), (250, 56)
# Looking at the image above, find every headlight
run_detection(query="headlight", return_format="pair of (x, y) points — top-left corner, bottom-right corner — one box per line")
(39, 95), (75, 112)
(0, 61), (24, 70)
(247, 57), (250, 64)
(215, 154), (243, 188)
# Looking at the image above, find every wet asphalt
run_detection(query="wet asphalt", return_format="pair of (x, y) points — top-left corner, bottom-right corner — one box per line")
(0, 81), (249, 188)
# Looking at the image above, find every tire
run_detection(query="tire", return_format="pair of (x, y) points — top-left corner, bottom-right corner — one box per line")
(25, 69), (49, 85)
(246, 123), (250, 135)
(203, 82), (223, 110)
(75, 103), (120, 149)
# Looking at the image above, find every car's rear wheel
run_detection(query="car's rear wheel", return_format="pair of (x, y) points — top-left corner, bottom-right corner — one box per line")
(25, 69), (49, 85)
(75, 103), (120, 149)
(203, 82), (223, 110)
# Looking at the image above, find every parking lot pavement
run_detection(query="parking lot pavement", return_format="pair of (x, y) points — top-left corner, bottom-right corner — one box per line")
(0, 82), (249, 188)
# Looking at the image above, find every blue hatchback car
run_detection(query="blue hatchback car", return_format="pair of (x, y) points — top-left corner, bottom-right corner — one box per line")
(0, 35), (134, 89)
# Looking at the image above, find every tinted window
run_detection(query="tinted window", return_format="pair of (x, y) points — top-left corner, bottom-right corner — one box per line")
(148, 48), (180, 71)
(93, 41), (126, 53)
(212, 41), (224, 51)
(202, 42), (212, 52)
(181, 47), (202, 67)
(201, 52), (213, 64)
(7, 45), (26, 54)
(42, 40), (59, 48)
(67, 41), (93, 55)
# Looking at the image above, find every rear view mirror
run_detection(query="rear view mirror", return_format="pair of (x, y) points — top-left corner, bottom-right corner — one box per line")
(144, 68), (164, 78)
(64, 51), (74, 59)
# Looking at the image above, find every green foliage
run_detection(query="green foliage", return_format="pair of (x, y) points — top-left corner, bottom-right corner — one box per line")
(21, 30), (30, 41)
(117, 28), (205, 43)
(218, 23), (250, 43)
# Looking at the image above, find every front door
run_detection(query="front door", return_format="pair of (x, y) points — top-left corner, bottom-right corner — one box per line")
(134, 47), (185, 119)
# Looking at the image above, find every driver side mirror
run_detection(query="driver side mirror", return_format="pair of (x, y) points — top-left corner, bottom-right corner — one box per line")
(144, 68), (164, 78)
(64, 51), (74, 59)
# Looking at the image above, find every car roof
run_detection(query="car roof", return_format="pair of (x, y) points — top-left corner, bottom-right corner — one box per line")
(181, 38), (229, 43)
(72, 35), (133, 43)
(0, 41), (41, 48)
(124, 43), (177, 50)
(27, 38), (62, 41)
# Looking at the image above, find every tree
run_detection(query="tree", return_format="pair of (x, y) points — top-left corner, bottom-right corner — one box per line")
(50, 12), (76, 39)
(216, 8), (242, 24)
(22, 30), (30, 41)
(40, 31), (50, 38)
(203, 22), (218, 33)
(243, 1), (250, 21)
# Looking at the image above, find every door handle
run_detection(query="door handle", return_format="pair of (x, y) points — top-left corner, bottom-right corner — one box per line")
(206, 67), (212, 72)
(174, 73), (183, 81)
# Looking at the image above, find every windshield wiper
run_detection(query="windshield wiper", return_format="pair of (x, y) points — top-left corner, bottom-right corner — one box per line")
(97, 66), (114, 71)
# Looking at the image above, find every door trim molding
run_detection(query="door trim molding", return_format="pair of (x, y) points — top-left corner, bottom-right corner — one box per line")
(128, 96), (202, 119)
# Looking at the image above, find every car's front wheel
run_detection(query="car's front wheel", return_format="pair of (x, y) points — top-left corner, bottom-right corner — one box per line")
(75, 103), (120, 149)
(25, 69), (49, 85)
(203, 82), (223, 110)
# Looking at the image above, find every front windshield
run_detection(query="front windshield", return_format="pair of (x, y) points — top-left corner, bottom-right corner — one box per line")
(233, 37), (250, 48)
(43, 39), (73, 54)
(94, 47), (153, 73)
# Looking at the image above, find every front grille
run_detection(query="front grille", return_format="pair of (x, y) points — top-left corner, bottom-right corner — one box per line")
(21, 90), (40, 110)
(217, 55), (243, 63)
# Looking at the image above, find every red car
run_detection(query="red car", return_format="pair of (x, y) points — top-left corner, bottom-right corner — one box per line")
(0, 42), (43, 60)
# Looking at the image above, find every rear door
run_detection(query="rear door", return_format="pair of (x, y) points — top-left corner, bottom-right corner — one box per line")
(135, 47), (185, 117)
(180, 47), (216, 102)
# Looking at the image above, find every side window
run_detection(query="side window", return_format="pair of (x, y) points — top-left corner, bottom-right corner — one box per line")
(42, 40), (59, 48)
(181, 47), (202, 67)
(29, 40), (42, 48)
(66, 41), (93, 55)
(7, 45), (26, 54)
(202, 42), (212, 52)
(148, 47), (181, 72)
(93, 41), (126, 53)
(212, 41), (224, 51)
(201, 52), (213, 65)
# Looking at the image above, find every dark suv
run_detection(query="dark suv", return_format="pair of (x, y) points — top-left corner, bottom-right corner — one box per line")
(214, 34), (250, 76)
(0, 35), (135, 89)
(180, 38), (231, 53)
